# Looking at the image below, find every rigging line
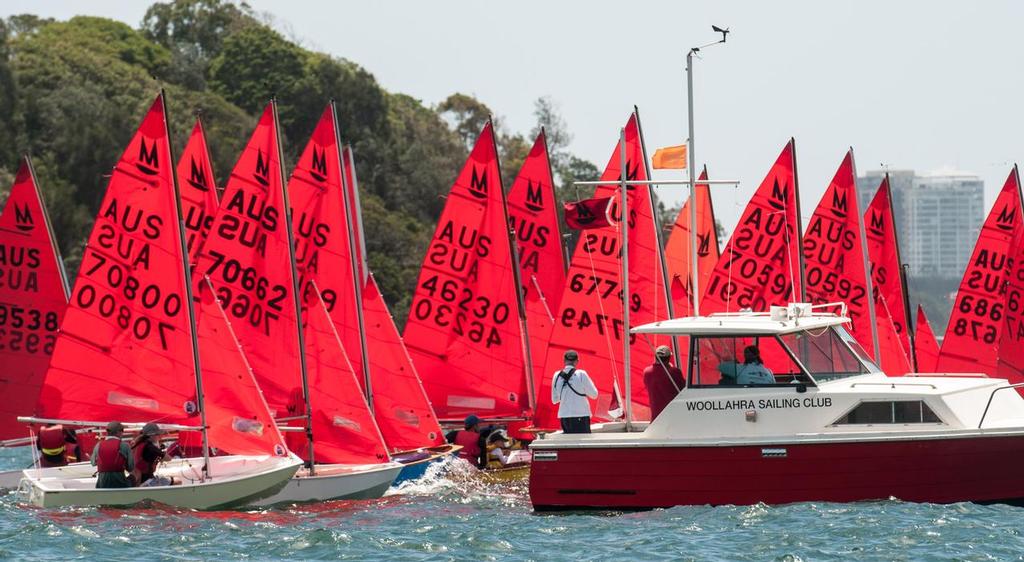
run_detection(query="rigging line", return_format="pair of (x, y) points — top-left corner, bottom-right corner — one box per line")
(725, 181), (740, 315)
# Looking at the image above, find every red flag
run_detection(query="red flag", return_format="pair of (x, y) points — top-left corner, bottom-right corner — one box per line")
(936, 168), (1022, 374)
(664, 166), (719, 316)
(803, 151), (873, 354)
(864, 177), (914, 373)
(195, 278), (288, 458)
(38, 95), (200, 426)
(507, 130), (566, 410)
(535, 112), (671, 428)
(194, 102), (303, 417)
(0, 158), (69, 439)
(403, 121), (530, 420)
(177, 118), (219, 263)
(996, 166), (1024, 382)
(914, 305), (940, 372)
(564, 197), (613, 230)
(703, 140), (803, 313)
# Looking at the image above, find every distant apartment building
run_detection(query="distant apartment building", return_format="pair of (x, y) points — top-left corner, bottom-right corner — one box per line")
(856, 169), (983, 278)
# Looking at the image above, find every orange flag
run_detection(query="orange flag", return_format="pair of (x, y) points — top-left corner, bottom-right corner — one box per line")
(652, 144), (688, 169)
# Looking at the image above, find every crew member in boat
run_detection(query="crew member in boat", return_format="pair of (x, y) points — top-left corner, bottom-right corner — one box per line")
(91, 421), (134, 489)
(484, 429), (513, 469)
(551, 349), (599, 434)
(36, 423), (78, 468)
(717, 345), (775, 385)
(643, 345), (686, 419)
(131, 422), (170, 486)
(446, 414), (496, 468)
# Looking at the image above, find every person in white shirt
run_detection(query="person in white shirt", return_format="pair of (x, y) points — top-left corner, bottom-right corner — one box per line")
(551, 349), (599, 434)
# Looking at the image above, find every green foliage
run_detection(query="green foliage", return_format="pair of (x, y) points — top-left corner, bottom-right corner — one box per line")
(208, 24), (304, 115)
(438, 93), (492, 149)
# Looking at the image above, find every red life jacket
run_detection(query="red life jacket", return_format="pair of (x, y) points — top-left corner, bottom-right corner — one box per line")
(38, 425), (68, 467)
(133, 441), (154, 480)
(96, 439), (127, 472)
(454, 430), (481, 462)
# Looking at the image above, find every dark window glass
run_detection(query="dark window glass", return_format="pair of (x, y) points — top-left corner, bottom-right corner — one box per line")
(834, 401), (942, 425)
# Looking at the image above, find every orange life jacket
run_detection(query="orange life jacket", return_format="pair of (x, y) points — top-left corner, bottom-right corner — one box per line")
(96, 439), (126, 473)
(454, 430), (481, 463)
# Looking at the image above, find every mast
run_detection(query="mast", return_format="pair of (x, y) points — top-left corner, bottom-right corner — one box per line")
(889, 173), (917, 371)
(344, 145), (369, 283)
(686, 52), (700, 316)
(490, 116), (536, 416)
(619, 129), (632, 426)
(275, 99), (316, 473)
(163, 90), (211, 479)
(851, 150), (881, 362)
(792, 139), (807, 302)
(332, 102), (374, 414)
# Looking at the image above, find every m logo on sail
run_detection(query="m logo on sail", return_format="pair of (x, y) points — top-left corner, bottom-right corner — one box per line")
(525, 180), (544, 211)
(136, 138), (159, 176)
(868, 210), (885, 237)
(830, 188), (848, 219)
(188, 157), (211, 192)
(996, 204), (1016, 231)
(697, 232), (710, 257)
(254, 150), (270, 187)
(310, 145), (328, 183)
(14, 203), (33, 232)
(468, 167), (488, 199)
(769, 180), (789, 211)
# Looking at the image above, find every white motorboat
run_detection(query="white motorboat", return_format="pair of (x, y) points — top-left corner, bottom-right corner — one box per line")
(19, 454), (301, 510)
(249, 461), (403, 506)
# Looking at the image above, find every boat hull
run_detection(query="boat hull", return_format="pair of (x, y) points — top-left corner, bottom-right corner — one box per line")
(249, 462), (403, 506)
(392, 444), (460, 484)
(21, 455), (301, 510)
(530, 433), (1024, 510)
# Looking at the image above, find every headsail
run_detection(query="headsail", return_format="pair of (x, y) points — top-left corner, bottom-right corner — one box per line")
(177, 118), (219, 263)
(506, 131), (566, 409)
(936, 168), (1022, 374)
(0, 157), (69, 439)
(37, 95), (200, 425)
(914, 304), (940, 372)
(403, 121), (529, 421)
(664, 166), (719, 316)
(996, 166), (1024, 381)
(534, 112), (671, 428)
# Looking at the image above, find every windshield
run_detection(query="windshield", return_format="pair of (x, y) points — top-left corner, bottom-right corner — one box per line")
(778, 326), (870, 382)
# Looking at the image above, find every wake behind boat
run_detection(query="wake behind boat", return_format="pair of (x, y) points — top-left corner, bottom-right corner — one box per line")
(529, 304), (1024, 510)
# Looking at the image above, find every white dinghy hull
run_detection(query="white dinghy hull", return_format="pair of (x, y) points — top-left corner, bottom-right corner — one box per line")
(20, 455), (301, 510)
(250, 462), (403, 506)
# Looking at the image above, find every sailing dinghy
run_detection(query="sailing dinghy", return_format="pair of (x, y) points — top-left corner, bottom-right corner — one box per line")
(17, 94), (300, 509)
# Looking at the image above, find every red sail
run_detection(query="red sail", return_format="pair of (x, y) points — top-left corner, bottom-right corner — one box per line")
(864, 177), (913, 371)
(193, 102), (303, 414)
(534, 113), (671, 428)
(0, 158), (69, 439)
(287, 287), (389, 464)
(702, 140), (803, 314)
(506, 131), (566, 410)
(876, 293), (912, 375)
(177, 118), (219, 264)
(803, 151), (873, 353)
(564, 197), (613, 230)
(37, 95), (200, 425)
(196, 278), (287, 457)
(936, 169), (1022, 374)
(914, 304), (940, 372)
(363, 275), (444, 449)
(664, 166), (720, 316)
(404, 121), (529, 420)
(997, 166), (1024, 381)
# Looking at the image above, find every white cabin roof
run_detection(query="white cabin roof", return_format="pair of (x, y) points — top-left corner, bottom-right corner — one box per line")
(631, 310), (850, 336)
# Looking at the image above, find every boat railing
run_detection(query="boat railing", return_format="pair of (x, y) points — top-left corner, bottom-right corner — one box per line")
(849, 382), (938, 390)
(977, 382), (1024, 429)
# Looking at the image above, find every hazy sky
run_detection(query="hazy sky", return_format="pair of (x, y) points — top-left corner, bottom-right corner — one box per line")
(6, 1), (1024, 232)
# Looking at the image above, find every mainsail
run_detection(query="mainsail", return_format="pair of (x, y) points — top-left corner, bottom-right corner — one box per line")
(0, 157), (69, 439)
(936, 168), (1022, 374)
(177, 118), (219, 263)
(534, 112), (671, 428)
(506, 130), (566, 409)
(864, 176), (914, 373)
(996, 166), (1024, 381)
(404, 121), (529, 421)
(702, 140), (803, 314)
(664, 167), (719, 316)
(37, 95), (200, 426)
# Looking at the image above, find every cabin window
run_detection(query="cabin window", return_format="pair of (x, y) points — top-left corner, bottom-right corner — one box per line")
(832, 401), (942, 425)
(689, 335), (811, 387)
(778, 327), (868, 382)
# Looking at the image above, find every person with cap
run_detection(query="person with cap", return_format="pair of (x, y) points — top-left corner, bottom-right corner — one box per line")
(131, 422), (168, 486)
(643, 345), (686, 420)
(484, 429), (513, 469)
(446, 414), (491, 468)
(91, 421), (134, 489)
(718, 345), (775, 385)
(551, 349), (598, 434)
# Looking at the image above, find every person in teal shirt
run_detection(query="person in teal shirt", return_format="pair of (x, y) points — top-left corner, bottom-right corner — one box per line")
(718, 345), (775, 385)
